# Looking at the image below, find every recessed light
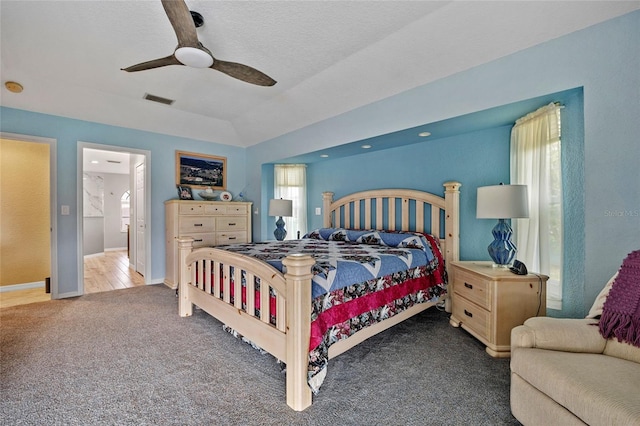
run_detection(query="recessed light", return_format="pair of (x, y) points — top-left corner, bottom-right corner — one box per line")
(4, 81), (23, 93)
(361, 144), (372, 149)
(320, 154), (329, 158)
(418, 131), (431, 137)
(91, 160), (99, 164)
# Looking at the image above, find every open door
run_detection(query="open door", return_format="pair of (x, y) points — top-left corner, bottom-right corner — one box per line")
(135, 162), (145, 275)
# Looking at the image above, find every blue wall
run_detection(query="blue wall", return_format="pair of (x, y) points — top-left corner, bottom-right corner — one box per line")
(0, 108), (247, 295)
(303, 89), (585, 316)
(247, 11), (639, 317)
(305, 125), (512, 261)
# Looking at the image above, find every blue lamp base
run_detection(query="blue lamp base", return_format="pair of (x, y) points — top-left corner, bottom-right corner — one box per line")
(273, 216), (287, 241)
(487, 219), (517, 267)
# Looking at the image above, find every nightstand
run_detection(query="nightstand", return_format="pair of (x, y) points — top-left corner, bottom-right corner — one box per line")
(449, 261), (547, 358)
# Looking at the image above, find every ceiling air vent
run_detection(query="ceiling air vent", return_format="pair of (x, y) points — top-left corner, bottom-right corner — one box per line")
(107, 160), (121, 164)
(143, 93), (174, 105)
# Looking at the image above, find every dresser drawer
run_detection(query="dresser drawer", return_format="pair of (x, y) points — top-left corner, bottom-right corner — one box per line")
(216, 231), (248, 245)
(204, 204), (226, 215)
(452, 296), (491, 341)
(215, 217), (247, 231)
(179, 204), (205, 215)
(181, 233), (215, 247)
(454, 268), (492, 310)
(179, 217), (215, 234)
(224, 204), (249, 215)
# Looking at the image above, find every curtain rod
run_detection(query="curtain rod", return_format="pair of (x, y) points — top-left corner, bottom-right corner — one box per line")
(514, 102), (563, 126)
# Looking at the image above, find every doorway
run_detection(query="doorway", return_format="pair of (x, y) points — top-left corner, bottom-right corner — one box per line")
(79, 143), (150, 294)
(0, 132), (57, 303)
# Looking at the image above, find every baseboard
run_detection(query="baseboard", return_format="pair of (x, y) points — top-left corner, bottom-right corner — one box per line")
(84, 252), (105, 259)
(105, 247), (127, 252)
(85, 248), (127, 258)
(0, 281), (46, 293)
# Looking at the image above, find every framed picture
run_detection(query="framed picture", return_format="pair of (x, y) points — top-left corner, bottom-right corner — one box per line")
(177, 185), (193, 200)
(176, 150), (227, 190)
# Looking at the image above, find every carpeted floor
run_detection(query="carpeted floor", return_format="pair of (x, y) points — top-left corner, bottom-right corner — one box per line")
(1, 284), (520, 425)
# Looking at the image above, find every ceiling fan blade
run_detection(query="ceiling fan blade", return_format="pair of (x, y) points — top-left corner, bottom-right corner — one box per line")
(161, 0), (199, 47)
(212, 60), (276, 86)
(121, 54), (182, 72)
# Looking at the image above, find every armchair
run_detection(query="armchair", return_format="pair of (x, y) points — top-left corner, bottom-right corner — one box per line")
(510, 269), (640, 425)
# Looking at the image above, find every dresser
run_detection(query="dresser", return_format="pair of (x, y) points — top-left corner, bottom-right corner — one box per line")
(164, 200), (252, 289)
(449, 261), (548, 358)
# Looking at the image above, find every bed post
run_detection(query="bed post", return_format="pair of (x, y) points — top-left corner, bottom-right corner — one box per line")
(178, 237), (194, 317)
(282, 253), (316, 411)
(322, 192), (334, 228)
(443, 182), (461, 313)
(443, 181), (461, 266)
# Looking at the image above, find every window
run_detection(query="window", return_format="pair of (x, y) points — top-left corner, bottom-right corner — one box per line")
(120, 190), (130, 233)
(510, 103), (563, 309)
(274, 164), (307, 239)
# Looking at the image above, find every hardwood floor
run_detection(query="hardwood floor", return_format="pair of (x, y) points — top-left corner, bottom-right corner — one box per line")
(0, 287), (51, 309)
(0, 250), (145, 309)
(84, 250), (145, 294)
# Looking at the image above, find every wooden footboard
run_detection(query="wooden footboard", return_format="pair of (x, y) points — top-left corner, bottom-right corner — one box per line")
(178, 238), (315, 410)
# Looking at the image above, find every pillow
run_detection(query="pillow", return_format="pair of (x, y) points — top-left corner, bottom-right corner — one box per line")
(304, 228), (428, 249)
(585, 272), (618, 319)
(304, 228), (436, 262)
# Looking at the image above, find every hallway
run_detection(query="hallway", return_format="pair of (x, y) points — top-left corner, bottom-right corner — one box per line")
(84, 250), (145, 294)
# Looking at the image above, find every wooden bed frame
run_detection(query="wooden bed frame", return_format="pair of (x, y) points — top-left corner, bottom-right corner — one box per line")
(177, 181), (461, 410)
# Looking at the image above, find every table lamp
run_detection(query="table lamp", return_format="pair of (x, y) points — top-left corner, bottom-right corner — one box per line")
(476, 184), (529, 267)
(268, 199), (293, 241)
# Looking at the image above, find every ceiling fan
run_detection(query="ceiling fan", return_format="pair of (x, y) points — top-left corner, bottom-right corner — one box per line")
(121, 0), (276, 86)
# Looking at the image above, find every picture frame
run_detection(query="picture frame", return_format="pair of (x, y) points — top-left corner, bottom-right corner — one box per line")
(177, 185), (193, 200)
(176, 150), (227, 190)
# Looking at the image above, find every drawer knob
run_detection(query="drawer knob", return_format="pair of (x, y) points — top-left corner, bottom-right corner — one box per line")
(194, 223), (203, 227)
(228, 223), (236, 226)
(194, 239), (203, 243)
(464, 309), (473, 318)
(228, 237), (237, 240)
(464, 282), (473, 290)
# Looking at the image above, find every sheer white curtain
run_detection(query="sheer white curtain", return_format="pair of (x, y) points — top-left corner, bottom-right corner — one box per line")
(510, 103), (563, 307)
(274, 164), (307, 239)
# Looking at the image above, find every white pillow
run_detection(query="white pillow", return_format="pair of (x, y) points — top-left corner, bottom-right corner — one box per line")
(585, 272), (618, 319)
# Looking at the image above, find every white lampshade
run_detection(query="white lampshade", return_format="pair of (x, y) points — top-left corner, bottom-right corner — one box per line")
(268, 199), (293, 217)
(477, 185), (529, 219)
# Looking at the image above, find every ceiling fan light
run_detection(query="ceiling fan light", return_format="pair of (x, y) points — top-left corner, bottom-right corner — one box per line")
(175, 47), (213, 68)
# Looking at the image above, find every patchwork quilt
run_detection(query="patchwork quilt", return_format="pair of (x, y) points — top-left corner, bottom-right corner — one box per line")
(220, 228), (448, 392)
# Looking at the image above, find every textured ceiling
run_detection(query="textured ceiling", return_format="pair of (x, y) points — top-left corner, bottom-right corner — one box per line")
(1, 1), (638, 148)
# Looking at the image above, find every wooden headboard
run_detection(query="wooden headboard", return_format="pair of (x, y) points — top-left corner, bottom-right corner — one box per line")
(321, 182), (461, 266)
